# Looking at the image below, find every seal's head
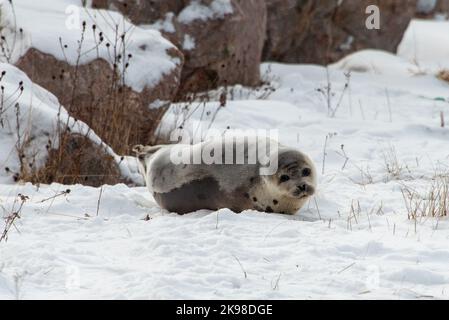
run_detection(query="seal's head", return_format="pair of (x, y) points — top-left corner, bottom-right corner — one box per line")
(268, 149), (316, 201)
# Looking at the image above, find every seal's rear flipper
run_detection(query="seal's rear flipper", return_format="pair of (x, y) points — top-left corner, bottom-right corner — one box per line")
(132, 145), (164, 157)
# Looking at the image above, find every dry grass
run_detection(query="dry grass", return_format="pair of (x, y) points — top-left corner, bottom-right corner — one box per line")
(381, 145), (415, 183)
(55, 19), (159, 155)
(1, 193), (28, 243)
(346, 200), (384, 231)
(401, 175), (449, 221)
(155, 86), (228, 145)
(316, 69), (351, 118)
(0, 80), (124, 187)
(382, 145), (404, 181)
(31, 133), (123, 186)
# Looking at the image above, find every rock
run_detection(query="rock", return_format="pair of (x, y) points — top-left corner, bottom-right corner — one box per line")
(92, 0), (185, 26)
(0, 0), (184, 153)
(434, 0), (449, 15)
(92, 0), (267, 93)
(38, 133), (122, 187)
(0, 62), (127, 187)
(15, 47), (182, 154)
(263, 0), (416, 64)
(262, 0), (312, 64)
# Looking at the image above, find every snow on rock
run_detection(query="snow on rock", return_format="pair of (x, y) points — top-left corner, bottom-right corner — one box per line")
(0, 62), (141, 185)
(94, 0), (266, 92)
(0, 0), (181, 93)
(150, 13), (177, 34)
(182, 34), (196, 51)
(0, 0), (183, 151)
(178, 0), (233, 24)
(0, 63), (62, 184)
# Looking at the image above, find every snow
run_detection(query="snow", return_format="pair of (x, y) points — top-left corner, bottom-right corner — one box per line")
(398, 19), (449, 72)
(147, 13), (176, 34)
(332, 50), (420, 76)
(0, 0), (181, 92)
(182, 34), (196, 51)
(2, 182), (449, 299)
(0, 62), (141, 185)
(178, 0), (233, 24)
(2, 4), (449, 300)
(0, 62), (70, 184)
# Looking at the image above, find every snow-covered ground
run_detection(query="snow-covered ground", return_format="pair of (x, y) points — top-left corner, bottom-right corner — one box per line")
(1, 13), (449, 299)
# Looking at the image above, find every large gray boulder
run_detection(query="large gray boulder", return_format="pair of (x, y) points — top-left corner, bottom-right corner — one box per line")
(263, 0), (416, 64)
(92, 0), (267, 93)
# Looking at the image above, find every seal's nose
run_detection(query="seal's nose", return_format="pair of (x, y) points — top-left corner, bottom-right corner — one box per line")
(306, 185), (315, 195)
(297, 184), (315, 195)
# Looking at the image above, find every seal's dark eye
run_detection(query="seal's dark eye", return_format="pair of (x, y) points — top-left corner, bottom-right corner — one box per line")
(280, 175), (290, 183)
(138, 154), (145, 161)
(302, 168), (311, 177)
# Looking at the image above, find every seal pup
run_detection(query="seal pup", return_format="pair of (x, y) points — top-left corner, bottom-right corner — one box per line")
(133, 138), (316, 215)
